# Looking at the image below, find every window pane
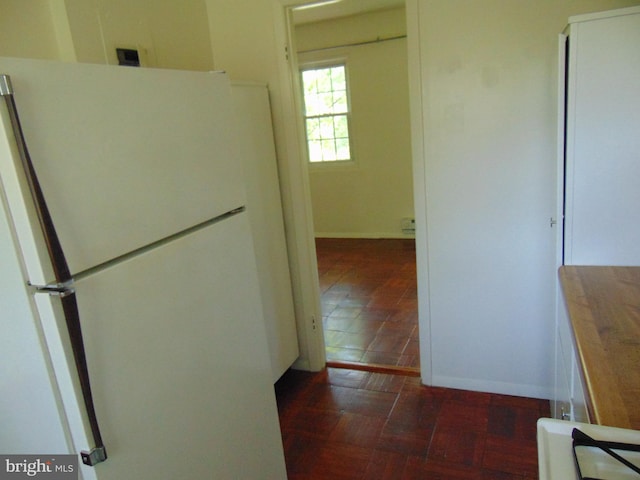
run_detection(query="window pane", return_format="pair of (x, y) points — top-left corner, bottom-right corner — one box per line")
(319, 92), (335, 113)
(321, 139), (337, 161)
(335, 138), (350, 160)
(308, 140), (323, 162)
(316, 69), (332, 93)
(302, 70), (317, 93)
(334, 115), (348, 138)
(306, 118), (320, 140)
(332, 93), (348, 114)
(319, 117), (334, 139)
(330, 66), (345, 90)
(304, 93), (315, 116)
(306, 94), (323, 116)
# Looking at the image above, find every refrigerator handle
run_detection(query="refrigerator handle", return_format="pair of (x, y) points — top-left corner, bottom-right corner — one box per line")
(1, 74), (107, 466)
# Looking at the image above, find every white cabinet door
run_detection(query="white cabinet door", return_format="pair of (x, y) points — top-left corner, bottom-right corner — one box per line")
(570, 355), (589, 423)
(554, 283), (590, 424)
(553, 292), (572, 421)
(552, 329), (571, 421)
(564, 8), (640, 265)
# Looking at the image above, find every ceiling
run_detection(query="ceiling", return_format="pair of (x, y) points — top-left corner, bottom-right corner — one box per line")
(292, 0), (405, 25)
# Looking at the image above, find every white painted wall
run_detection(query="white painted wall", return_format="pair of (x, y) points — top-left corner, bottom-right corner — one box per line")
(409, 0), (640, 398)
(414, 0), (560, 398)
(295, 8), (414, 238)
(0, 0), (214, 71)
(0, 0), (61, 60)
(91, 0), (214, 70)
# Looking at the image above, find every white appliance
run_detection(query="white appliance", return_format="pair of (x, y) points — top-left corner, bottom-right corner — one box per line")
(538, 418), (640, 479)
(560, 6), (640, 266)
(0, 57), (287, 479)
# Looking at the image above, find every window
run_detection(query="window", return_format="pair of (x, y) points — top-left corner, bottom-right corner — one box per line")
(300, 64), (352, 163)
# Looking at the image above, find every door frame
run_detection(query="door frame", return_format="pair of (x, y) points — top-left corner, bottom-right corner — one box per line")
(404, 0), (432, 385)
(272, 0), (433, 385)
(272, 0), (325, 373)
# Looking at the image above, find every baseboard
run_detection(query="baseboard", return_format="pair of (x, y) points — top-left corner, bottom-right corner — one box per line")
(291, 357), (311, 372)
(432, 375), (553, 400)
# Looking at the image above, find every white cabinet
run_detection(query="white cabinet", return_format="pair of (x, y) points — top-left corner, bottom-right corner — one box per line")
(552, 299), (570, 421)
(553, 5), (640, 424)
(561, 6), (640, 266)
(553, 290), (589, 424)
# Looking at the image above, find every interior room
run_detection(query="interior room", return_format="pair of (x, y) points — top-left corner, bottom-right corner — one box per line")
(292, 2), (419, 372)
(1, 0), (639, 478)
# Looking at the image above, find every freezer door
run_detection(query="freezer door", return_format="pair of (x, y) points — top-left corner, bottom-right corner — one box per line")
(55, 212), (286, 479)
(0, 57), (246, 276)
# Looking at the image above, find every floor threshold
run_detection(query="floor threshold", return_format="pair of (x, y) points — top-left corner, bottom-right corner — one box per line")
(326, 360), (421, 377)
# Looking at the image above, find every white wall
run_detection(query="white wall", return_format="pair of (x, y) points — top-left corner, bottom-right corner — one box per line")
(0, 0), (214, 71)
(0, 0), (61, 60)
(296, 7), (414, 238)
(416, 0), (559, 398)
(92, 0), (214, 70)
(410, 0), (640, 397)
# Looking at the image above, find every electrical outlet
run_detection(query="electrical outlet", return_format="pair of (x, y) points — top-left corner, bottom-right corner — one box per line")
(401, 217), (415, 235)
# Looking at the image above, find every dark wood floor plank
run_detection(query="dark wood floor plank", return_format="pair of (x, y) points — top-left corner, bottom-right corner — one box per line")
(362, 449), (410, 480)
(316, 238), (419, 369)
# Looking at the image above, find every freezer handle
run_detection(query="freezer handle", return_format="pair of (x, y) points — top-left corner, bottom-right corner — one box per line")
(1, 74), (107, 466)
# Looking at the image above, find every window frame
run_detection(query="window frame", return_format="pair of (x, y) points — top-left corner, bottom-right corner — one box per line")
(299, 59), (355, 167)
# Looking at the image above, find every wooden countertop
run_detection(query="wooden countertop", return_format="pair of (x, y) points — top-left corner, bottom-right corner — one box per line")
(559, 266), (640, 430)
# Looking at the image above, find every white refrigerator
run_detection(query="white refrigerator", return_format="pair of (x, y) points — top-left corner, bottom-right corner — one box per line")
(0, 57), (287, 479)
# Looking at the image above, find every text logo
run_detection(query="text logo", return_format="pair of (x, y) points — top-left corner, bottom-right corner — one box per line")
(0, 455), (77, 479)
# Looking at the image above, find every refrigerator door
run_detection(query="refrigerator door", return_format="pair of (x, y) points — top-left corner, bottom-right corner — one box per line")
(0, 186), (72, 455)
(48, 212), (286, 479)
(0, 57), (246, 276)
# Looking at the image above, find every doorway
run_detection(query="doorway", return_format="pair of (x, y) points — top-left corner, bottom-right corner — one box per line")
(288, 0), (418, 373)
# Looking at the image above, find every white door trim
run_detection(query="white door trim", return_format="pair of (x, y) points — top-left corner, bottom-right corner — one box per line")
(405, 0), (432, 385)
(271, 0), (432, 382)
(272, 0), (326, 372)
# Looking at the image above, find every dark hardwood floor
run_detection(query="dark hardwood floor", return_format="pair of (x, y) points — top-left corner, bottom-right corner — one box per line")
(283, 238), (548, 478)
(275, 367), (549, 479)
(315, 238), (419, 370)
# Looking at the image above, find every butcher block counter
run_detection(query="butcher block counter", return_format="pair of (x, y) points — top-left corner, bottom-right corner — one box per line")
(558, 266), (640, 430)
